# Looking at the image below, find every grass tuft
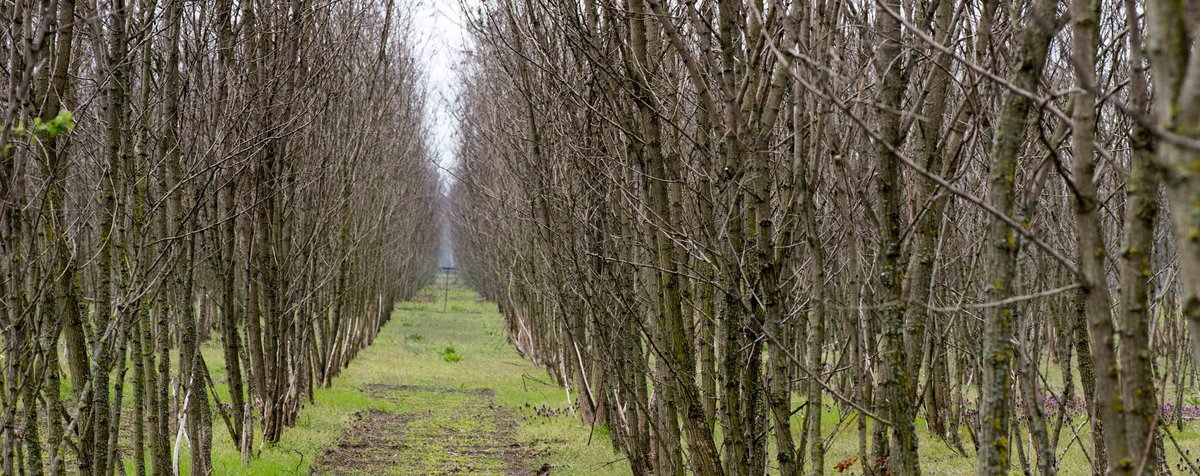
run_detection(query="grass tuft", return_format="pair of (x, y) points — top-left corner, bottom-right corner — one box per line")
(440, 345), (463, 362)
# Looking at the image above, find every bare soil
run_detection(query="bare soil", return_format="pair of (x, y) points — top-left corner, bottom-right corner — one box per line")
(310, 384), (542, 475)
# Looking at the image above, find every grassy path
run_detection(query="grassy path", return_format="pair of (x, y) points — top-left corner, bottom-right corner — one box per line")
(206, 279), (630, 475)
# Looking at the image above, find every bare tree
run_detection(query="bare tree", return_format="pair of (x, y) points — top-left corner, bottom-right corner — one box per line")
(452, 0), (1200, 475)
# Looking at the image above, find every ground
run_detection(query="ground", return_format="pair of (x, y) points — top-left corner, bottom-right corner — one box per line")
(168, 278), (1200, 475)
(198, 280), (630, 475)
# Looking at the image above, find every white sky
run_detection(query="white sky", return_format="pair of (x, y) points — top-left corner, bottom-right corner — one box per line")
(409, 0), (471, 267)
(409, 0), (471, 185)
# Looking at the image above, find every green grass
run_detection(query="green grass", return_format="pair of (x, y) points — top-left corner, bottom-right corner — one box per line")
(782, 409), (1200, 475)
(182, 281), (629, 475)
(128, 278), (1200, 475)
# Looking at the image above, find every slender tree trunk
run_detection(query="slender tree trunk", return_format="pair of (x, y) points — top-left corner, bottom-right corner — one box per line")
(1118, 1), (1162, 471)
(1071, 0), (1131, 471)
(978, 1), (1057, 473)
(871, 0), (919, 472)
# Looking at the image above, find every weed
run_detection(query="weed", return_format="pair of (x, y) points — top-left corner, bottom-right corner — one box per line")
(441, 345), (463, 362)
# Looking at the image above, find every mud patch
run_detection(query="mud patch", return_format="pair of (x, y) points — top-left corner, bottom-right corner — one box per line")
(311, 385), (541, 475)
(363, 383), (494, 397)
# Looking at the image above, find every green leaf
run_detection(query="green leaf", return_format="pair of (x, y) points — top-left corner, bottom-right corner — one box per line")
(33, 109), (76, 138)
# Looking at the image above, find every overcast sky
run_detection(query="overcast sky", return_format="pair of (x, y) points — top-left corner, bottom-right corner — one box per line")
(409, 0), (470, 267)
(410, 0), (471, 185)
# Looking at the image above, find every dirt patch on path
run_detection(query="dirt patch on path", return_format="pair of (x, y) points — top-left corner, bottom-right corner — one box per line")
(311, 385), (543, 475)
